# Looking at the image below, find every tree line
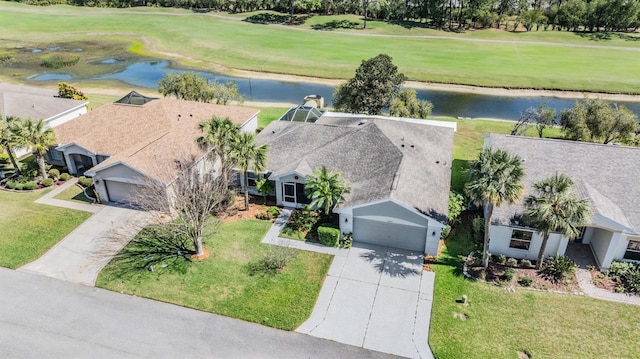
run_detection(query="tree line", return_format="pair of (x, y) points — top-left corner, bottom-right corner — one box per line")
(14, 0), (640, 32)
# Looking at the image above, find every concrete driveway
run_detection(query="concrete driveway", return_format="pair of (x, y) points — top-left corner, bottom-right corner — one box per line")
(19, 205), (151, 286)
(297, 243), (435, 359)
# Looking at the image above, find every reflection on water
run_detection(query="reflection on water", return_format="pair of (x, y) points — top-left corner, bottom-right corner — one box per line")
(30, 60), (640, 120)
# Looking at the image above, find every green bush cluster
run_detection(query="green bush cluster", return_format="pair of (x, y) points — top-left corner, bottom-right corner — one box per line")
(14, 183), (24, 190)
(501, 268), (516, 282)
(0, 153), (9, 164)
(289, 208), (318, 232)
(317, 225), (340, 247)
(518, 276), (533, 287)
(41, 178), (54, 187)
(506, 257), (518, 267)
(48, 168), (60, 179)
(540, 256), (578, 281)
(78, 176), (93, 187)
(267, 206), (280, 217)
(607, 261), (640, 293)
(520, 259), (533, 269)
(493, 254), (507, 265)
(41, 54), (80, 69)
(5, 180), (17, 189)
(23, 181), (37, 190)
(59, 173), (71, 181)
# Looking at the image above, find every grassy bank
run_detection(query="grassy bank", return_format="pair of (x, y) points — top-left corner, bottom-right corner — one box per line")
(0, 3), (639, 93)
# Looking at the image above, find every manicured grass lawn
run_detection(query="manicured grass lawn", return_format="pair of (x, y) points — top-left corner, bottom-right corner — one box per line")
(1, 3), (639, 92)
(0, 189), (92, 268)
(254, 106), (289, 128)
(53, 184), (92, 204)
(96, 219), (333, 330)
(429, 221), (640, 359)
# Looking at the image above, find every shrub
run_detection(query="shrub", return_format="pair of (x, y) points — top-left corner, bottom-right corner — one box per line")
(339, 233), (353, 249)
(41, 178), (54, 187)
(59, 173), (70, 181)
(23, 181), (37, 190)
(539, 256), (578, 281)
(0, 153), (9, 164)
(494, 254), (507, 265)
(506, 257), (518, 267)
(255, 211), (271, 220)
(607, 261), (635, 282)
(501, 268), (516, 282)
(317, 225), (340, 247)
(441, 225), (451, 239)
(5, 180), (17, 189)
(41, 54), (80, 69)
(48, 168), (60, 179)
(247, 245), (297, 275)
(289, 208), (318, 232)
(607, 261), (640, 293)
(518, 276), (533, 287)
(520, 259), (533, 269)
(471, 216), (485, 244)
(267, 206), (280, 218)
(78, 176), (93, 187)
(447, 191), (466, 224)
(14, 183), (24, 190)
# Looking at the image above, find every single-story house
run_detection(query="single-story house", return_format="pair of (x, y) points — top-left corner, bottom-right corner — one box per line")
(1, 83), (88, 157)
(253, 111), (456, 254)
(51, 92), (258, 204)
(485, 134), (640, 268)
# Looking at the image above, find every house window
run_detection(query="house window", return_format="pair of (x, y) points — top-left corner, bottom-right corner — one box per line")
(624, 240), (640, 261)
(247, 172), (258, 187)
(50, 150), (62, 161)
(509, 229), (533, 250)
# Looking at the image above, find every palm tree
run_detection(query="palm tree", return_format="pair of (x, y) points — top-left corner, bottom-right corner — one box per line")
(524, 173), (591, 269)
(304, 166), (351, 216)
(465, 148), (525, 268)
(12, 118), (55, 179)
(229, 132), (268, 211)
(0, 115), (21, 175)
(196, 116), (240, 184)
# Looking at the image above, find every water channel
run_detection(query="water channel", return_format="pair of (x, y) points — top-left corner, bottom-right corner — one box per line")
(30, 60), (640, 120)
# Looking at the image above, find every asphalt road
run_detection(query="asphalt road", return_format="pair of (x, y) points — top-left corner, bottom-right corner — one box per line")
(0, 268), (395, 359)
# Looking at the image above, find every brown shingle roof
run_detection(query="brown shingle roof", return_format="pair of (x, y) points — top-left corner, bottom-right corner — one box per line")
(55, 98), (258, 184)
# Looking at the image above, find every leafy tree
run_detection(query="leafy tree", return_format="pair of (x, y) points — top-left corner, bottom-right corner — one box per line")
(511, 103), (556, 137)
(389, 89), (433, 119)
(11, 118), (55, 179)
(158, 73), (213, 102)
(333, 54), (407, 115)
(229, 132), (268, 211)
(210, 81), (244, 105)
(560, 98), (638, 144)
(524, 173), (590, 269)
(256, 178), (275, 204)
(197, 116), (240, 185)
(0, 115), (21, 175)
(304, 166), (351, 216)
(57, 82), (88, 100)
(465, 148), (525, 268)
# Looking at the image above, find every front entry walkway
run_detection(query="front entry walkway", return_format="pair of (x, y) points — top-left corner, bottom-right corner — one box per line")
(263, 209), (435, 359)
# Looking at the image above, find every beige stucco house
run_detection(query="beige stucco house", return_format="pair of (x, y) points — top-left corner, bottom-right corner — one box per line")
(485, 134), (640, 269)
(52, 92), (258, 203)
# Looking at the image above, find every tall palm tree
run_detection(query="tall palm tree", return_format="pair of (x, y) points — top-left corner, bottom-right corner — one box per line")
(304, 166), (351, 216)
(0, 115), (21, 175)
(465, 147), (525, 268)
(12, 118), (55, 179)
(196, 116), (240, 184)
(229, 132), (268, 211)
(524, 173), (591, 269)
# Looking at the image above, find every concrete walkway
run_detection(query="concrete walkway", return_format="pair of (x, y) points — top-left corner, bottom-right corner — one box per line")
(20, 194), (151, 286)
(0, 268), (392, 359)
(576, 269), (640, 306)
(263, 209), (435, 359)
(35, 177), (102, 213)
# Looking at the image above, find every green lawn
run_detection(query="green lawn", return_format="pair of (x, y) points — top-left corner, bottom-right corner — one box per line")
(254, 106), (289, 129)
(429, 220), (640, 359)
(53, 184), (92, 204)
(0, 189), (92, 268)
(0, 3), (639, 93)
(96, 219), (333, 330)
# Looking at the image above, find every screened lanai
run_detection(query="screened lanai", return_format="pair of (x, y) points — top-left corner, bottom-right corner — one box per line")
(278, 105), (323, 123)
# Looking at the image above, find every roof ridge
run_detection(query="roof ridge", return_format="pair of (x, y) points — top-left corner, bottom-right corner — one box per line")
(495, 133), (640, 151)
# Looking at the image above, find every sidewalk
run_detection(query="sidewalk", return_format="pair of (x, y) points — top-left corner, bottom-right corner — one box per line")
(576, 269), (640, 306)
(35, 178), (102, 213)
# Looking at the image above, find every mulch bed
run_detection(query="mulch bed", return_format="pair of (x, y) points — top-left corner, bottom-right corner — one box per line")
(590, 270), (618, 291)
(218, 195), (278, 223)
(467, 262), (581, 293)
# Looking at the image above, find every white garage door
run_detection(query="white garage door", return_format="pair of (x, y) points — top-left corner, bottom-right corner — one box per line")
(353, 217), (427, 252)
(104, 180), (143, 204)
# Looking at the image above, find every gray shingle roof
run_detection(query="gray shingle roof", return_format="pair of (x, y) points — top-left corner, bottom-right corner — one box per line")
(487, 134), (640, 234)
(0, 83), (87, 122)
(256, 114), (455, 223)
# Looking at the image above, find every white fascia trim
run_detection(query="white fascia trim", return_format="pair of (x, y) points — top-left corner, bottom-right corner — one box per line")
(335, 198), (446, 228)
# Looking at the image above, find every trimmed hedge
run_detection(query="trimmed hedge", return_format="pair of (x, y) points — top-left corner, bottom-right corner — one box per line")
(41, 178), (54, 187)
(23, 181), (37, 190)
(78, 176), (93, 187)
(48, 168), (60, 179)
(59, 173), (70, 181)
(317, 225), (340, 247)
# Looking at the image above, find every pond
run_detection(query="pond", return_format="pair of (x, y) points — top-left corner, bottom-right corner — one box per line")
(30, 60), (640, 120)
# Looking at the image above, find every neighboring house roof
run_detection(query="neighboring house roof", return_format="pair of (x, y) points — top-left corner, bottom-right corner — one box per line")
(54, 97), (259, 184)
(486, 134), (640, 235)
(255, 112), (455, 223)
(0, 83), (87, 123)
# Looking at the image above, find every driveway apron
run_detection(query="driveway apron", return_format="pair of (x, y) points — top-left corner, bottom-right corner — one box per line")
(297, 243), (435, 359)
(19, 205), (151, 286)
